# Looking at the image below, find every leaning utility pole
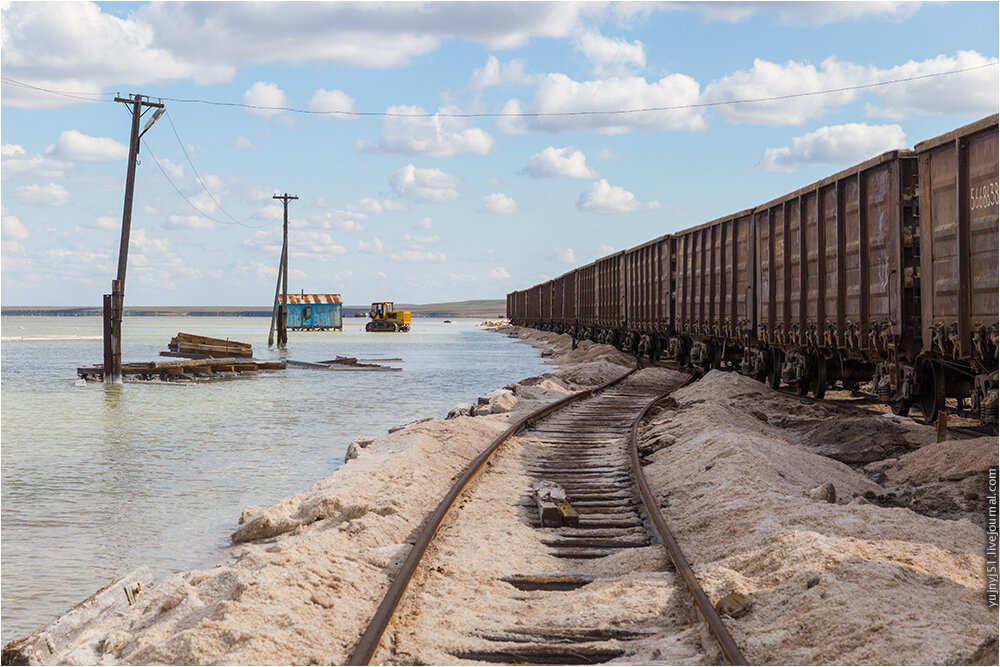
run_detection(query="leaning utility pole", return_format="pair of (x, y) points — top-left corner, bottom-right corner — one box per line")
(268, 193), (297, 348)
(104, 93), (164, 383)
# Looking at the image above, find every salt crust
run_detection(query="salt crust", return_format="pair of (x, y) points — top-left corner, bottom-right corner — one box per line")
(44, 329), (998, 664)
(57, 327), (634, 665)
(648, 369), (997, 665)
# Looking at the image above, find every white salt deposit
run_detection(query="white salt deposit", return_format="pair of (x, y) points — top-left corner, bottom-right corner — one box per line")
(19, 328), (997, 665)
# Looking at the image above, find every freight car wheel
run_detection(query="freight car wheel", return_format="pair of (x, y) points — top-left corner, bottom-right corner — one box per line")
(919, 360), (946, 423)
(811, 355), (827, 399)
(767, 349), (783, 389)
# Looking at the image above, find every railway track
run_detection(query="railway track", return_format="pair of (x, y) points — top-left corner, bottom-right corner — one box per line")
(347, 362), (746, 666)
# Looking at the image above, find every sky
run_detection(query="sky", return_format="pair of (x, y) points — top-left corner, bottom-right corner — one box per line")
(1, 1), (998, 307)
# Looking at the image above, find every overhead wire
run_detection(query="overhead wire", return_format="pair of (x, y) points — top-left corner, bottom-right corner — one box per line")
(113, 101), (280, 230)
(3, 60), (997, 118)
(162, 110), (275, 226)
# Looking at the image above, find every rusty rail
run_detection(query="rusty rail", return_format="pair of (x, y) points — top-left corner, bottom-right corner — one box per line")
(628, 382), (749, 666)
(345, 359), (641, 665)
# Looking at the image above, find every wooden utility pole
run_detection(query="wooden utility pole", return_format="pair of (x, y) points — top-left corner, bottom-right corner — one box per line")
(268, 193), (297, 348)
(104, 94), (164, 383)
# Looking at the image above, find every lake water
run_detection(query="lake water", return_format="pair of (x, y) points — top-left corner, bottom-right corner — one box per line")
(0, 315), (544, 643)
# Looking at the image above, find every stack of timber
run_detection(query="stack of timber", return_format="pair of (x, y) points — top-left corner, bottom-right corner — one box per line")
(164, 332), (253, 359)
(77, 357), (286, 382)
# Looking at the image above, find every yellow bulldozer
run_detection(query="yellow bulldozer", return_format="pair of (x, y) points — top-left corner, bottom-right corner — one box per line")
(366, 302), (411, 332)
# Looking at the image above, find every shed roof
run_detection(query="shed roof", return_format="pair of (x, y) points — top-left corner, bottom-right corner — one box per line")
(281, 294), (343, 305)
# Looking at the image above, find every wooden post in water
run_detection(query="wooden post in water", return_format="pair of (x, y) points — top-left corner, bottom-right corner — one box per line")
(271, 193), (297, 348)
(104, 93), (165, 383)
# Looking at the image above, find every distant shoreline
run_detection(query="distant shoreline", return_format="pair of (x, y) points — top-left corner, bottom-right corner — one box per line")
(1, 300), (507, 319)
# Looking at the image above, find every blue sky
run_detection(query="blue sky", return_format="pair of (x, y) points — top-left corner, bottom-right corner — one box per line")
(2, 1), (997, 306)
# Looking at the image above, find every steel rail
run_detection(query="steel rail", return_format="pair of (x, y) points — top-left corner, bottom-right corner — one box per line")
(345, 359), (641, 665)
(628, 380), (749, 666)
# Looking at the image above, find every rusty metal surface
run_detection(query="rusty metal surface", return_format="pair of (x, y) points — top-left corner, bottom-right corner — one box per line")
(279, 293), (342, 304)
(917, 116), (999, 360)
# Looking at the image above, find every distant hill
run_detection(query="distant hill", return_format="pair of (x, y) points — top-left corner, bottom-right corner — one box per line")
(1, 299), (508, 319)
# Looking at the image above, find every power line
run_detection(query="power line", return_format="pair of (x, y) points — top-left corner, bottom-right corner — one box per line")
(141, 138), (279, 230)
(3, 60), (996, 118)
(0, 76), (115, 103)
(163, 110), (272, 226)
(118, 102), (279, 230)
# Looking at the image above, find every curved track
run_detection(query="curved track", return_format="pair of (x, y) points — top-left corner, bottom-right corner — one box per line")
(347, 362), (746, 666)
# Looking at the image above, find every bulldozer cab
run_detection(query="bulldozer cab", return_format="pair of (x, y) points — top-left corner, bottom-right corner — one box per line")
(370, 302), (394, 320)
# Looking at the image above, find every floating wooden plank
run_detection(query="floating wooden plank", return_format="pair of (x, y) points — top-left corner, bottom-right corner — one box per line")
(76, 358), (286, 382)
(285, 359), (401, 372)
(1, 567), (154, 666)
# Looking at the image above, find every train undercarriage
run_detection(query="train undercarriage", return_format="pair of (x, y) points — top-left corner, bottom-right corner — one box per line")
(516, 320), (998, 428)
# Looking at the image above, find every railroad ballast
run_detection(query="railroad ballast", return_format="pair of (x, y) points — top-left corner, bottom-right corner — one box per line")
(507, 114), (999, 426)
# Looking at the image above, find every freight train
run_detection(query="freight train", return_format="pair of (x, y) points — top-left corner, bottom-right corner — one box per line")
(508, 115), (999, 425)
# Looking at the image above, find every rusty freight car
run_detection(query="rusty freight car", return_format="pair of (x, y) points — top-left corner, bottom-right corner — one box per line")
(909, 114), (999, 422)
(507, 114), (999, 426)
(622, 234), (673, 359)
(667, 211), (754, 374)
(752, 149), (920, 400)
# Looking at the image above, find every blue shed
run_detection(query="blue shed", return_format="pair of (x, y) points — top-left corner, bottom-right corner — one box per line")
(281, 293), (343, 331)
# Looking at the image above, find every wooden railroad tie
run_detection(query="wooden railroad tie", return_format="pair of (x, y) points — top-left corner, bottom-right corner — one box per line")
(532, 481), (579, 528)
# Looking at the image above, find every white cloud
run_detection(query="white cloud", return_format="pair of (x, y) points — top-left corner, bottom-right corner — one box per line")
(390, 249), (446, 263)
(308, 88), (356, 116)
(357, 237), (385, 254)
(2, 208), (29, 240)
(288, 230), (347, 260)
(498, 72), (705, 135)
(670, 2), (921, 26)
(368, 105), (493, 157)
(234, 136), (258, 150)
(483, 193), (518, 214)
(0, 2), (595, 108)
(310, 213), (366, 233)
(704, 57), (867, 125)
(548, 247), (576, 263)
(401, 234), (441, 247)
(14, 182), (71, 206)
(155, 157), (185, 181)
(1, 144), (71, 179)
(45, 130), (127, 161)
(94, 216), (119, 230)
(575, 29), (645, 77)
(523, 146), (599, 179)
(577, 179), (661, 214)
(242, 224), (346, 261)
(415, 217), (433, 230)
(0, 3), (234, 109)
(757, 123), (907, 172)
(390, 164), (461, 202)
(865, 51), (999, 119)
(704, 52), (998, 126)
(242, 82), (287, 117)
(487, 267), (511, 279)
(469, 55), (534, 90)
(597, 244), (615, 254)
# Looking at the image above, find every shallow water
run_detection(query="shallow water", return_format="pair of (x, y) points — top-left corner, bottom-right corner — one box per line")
(0, 316), (544, 643)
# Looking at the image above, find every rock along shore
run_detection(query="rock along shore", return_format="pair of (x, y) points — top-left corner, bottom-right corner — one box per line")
(5, 324), (996, 665)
